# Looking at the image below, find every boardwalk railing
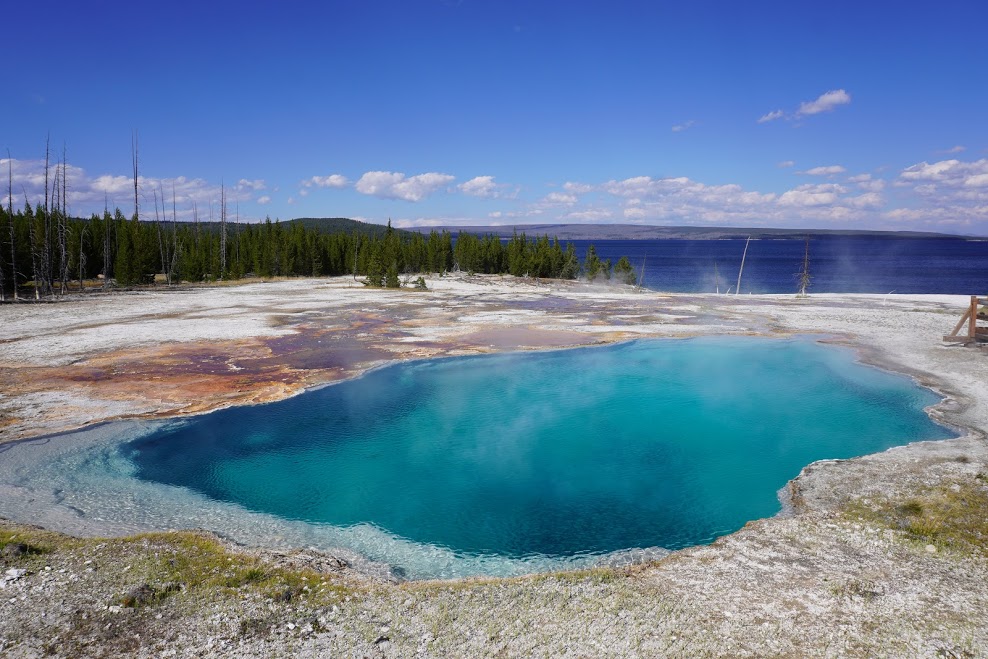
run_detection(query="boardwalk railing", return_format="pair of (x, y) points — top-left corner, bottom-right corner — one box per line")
(943, 295), (988, 344)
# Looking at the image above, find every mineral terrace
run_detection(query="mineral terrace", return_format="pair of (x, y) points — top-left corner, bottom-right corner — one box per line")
(1, 274), (986, 657)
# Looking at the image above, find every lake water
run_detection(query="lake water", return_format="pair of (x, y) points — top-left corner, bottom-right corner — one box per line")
(577, 237), (988, 294)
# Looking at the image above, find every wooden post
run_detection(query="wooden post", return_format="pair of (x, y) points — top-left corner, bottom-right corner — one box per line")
(969, 295), (978, 341)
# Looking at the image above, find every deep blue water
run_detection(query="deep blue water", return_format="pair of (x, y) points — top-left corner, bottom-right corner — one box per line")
(123, 337), (952, 575)
(572, 237), (988, 294)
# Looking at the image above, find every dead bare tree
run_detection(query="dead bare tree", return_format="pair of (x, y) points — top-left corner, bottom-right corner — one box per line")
(41, 136), (52, 297)
(170, 183), (179, 283)
(734, 235), (751, 296)
(132, 131), (139, 224)
(235, 200), (241, 275)
(7, 153), (17, 300)
(25, 189), (40, 300)
(219, 181), (227, 279)
(102, 193), (112, 289)
(58, 144), (70, 295)
(77, 220), (87, 292)
(796, 237), (811, 297)
(154, 188), (166, 285)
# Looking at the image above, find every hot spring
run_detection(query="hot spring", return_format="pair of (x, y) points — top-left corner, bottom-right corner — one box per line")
(0, 337), (953, 579)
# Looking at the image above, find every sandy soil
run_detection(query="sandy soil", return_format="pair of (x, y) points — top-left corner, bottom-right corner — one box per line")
(1, 274), (987, 657)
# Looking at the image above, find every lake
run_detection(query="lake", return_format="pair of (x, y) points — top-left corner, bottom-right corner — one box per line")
(572, 236), (988, 294)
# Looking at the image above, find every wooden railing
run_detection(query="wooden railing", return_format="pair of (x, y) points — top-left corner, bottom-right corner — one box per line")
(943, 295), (988, 344)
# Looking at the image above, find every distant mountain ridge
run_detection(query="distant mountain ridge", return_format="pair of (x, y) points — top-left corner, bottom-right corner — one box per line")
(406, 223), (979, 240)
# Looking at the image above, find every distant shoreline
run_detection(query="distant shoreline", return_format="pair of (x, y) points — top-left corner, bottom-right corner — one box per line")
(406, 222), (982, 241)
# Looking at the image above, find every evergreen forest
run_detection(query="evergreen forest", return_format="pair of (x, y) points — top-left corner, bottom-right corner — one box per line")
(0, 203), (639, 299)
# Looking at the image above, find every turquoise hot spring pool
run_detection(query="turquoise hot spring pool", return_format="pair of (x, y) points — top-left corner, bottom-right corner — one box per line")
(0, 337), (954, 579)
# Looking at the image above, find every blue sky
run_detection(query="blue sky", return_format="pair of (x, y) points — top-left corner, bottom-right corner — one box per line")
(2, 1), (987, 234)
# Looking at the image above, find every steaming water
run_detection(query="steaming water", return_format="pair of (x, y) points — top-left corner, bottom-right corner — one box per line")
(579, 237), (988, 293)
(0, 338), (953, 579)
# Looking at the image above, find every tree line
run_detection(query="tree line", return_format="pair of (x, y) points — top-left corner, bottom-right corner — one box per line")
(0, 204), (638, 298)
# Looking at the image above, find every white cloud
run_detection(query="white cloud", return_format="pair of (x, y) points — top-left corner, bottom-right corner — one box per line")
(256, 195), (271, 205)
(777, 183), (845, 207)
(0, 157), (267, 221)
(562, 181), (593, 194)
(759, 89), (851, 125)
(892, 158), (988, 224)
(459, 175), (497, 197)
(777, 160), (795, 168)
(796, 89), (851, 116)
(91, 174), (132, 195)
(942, 145), (966, 154)
(236, 178), (266, 192)
(899, 159), (972, 183)
(671, 120), (696, 133)
(303, 174), (349, 189)
(802, 165), (846, 176)
(542, 191), (578, 205)
(847, 174), (886, 192)
(354, 171), (455, 202)
(845, 192), (883, 209)
(758, 109), (784, 123)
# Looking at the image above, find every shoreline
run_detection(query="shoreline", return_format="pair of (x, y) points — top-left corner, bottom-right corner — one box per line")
(2, 274), (987, 656)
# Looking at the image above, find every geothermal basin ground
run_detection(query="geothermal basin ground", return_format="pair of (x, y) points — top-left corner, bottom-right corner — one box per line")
(1, 273), (987, 657)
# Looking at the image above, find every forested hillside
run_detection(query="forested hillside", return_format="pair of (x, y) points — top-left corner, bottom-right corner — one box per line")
(0, 205), (635, 299)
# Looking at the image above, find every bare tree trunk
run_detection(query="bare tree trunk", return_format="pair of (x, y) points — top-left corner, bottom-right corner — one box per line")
(6, 152), (16, 301)
(78, 221), (87, 292)
(192, 200), (200, 280)
(154, 188), (166, 286)
(735, 236), (750, 296)
(42, 136), (51, 298)
(102, 194), (111, 289)
(132, 131), (139, 223)
(797, 237), (811, 297)
(26, 190), (40, 300)
(59, 145), (69, 295)
(170, 184), (179, 284)
(235, 200), (241, 276)
(219, 181), (227, 279)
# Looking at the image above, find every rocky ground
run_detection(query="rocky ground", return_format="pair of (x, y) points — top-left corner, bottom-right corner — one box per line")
(1, 275), (986, 657)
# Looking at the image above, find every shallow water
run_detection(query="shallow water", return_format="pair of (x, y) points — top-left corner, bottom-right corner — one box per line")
(0, 337), (953, 579)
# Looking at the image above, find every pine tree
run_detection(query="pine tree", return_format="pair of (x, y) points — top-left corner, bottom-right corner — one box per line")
(385, 261), (400, 288)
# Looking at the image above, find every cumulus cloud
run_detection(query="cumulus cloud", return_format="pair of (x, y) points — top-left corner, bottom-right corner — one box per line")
(256, 195), (271, 205)
(0, 157), (267, 221)
(796, 89), (851, 116)
(778, 183), (846, 207)
(900, 159), (988, 194)
(889, 157), (988, 225)
(847, 174), (886, 192)
(354, 171), (455, 202)
(777, 160), (795, 168)
(802, 165), (846, 176)
(941, 145), (966, 154)
(459, 175), (498, 198)
(303, 174), (349, 189)
(758, 110), (784, 123)
(671, 120), (696, 132)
